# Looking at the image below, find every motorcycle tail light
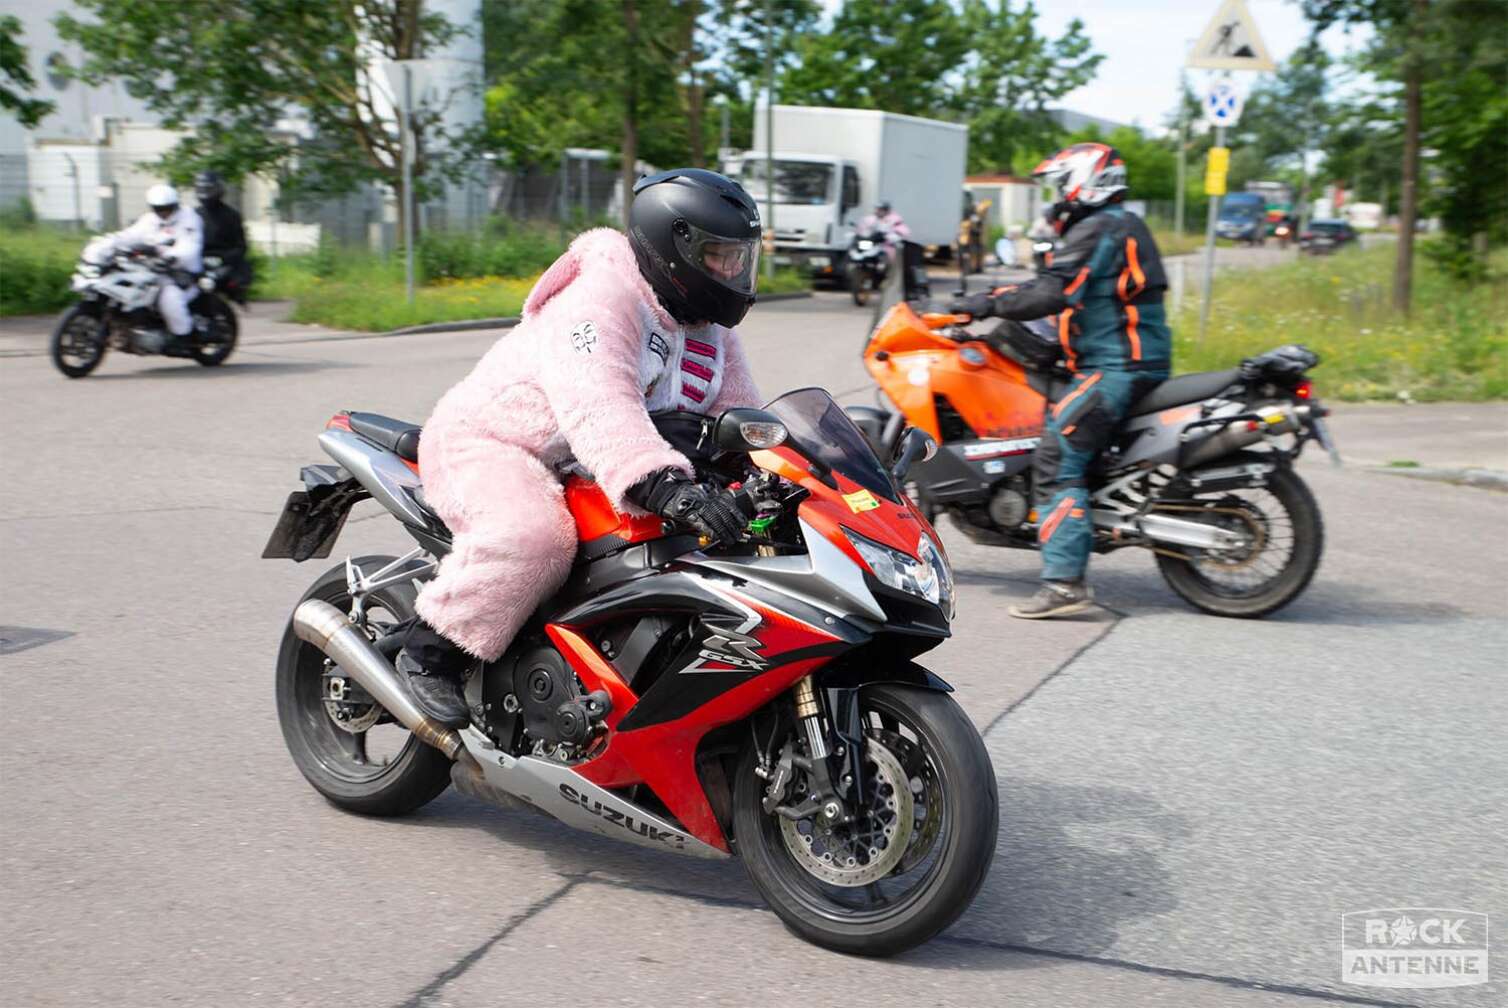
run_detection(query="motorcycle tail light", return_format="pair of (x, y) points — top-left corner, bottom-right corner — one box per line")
(1295, 380), (1313, 400)
(326, 412), (353, 432)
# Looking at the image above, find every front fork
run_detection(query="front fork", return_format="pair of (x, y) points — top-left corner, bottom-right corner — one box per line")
(756, 675), (868, 824)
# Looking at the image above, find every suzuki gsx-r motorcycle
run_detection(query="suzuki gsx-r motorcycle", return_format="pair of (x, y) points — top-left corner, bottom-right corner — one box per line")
(848, 270), (1338, 618)
(266, 389), (998, 955)
(50, 244), (238, 378)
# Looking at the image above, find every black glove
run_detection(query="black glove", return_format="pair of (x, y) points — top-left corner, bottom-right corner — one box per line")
(627, 467), (752, 544)
(949, 292), (996, 318)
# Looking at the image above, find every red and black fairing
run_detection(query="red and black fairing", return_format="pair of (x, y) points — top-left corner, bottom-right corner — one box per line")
(519, 421), (952, 855)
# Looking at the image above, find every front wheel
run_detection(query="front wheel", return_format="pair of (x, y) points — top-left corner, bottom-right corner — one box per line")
(849, 264), (871, 306)
(191, 294), (238, 366)
(733, 683), (998, 956)
(1154, 464), (1323, 618)
(50, 305), (107, 378)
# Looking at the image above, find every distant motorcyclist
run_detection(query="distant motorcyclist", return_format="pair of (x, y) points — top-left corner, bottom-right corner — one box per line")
(86, 183), (203, 346)
(860, 200), (911, 247)
(950, 143), (1172, 619)
(194, 171), (251, 301)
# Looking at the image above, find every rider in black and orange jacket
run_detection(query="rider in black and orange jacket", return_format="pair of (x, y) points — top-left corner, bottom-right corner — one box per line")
(952, 143), (1172, 619)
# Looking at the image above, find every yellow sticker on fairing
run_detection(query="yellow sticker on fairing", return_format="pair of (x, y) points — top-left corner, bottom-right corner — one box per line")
(843, 489), (881, 513)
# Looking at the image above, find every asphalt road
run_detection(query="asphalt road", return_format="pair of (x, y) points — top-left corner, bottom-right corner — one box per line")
(2, 292), (1504, 1007)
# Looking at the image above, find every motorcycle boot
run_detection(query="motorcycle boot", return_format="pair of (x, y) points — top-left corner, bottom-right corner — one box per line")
(396, 620), (471, 727)
(1008, 580), (1094, 620)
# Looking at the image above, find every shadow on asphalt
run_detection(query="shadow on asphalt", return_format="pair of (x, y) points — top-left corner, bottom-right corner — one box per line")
(81, 359), (355, 380)
(376, 769), (1186, 968)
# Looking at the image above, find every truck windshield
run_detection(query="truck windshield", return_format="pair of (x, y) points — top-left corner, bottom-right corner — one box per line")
(740, 160), (834, 206)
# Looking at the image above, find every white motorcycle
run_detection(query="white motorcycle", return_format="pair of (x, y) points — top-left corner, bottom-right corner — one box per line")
(49, 241), (238, 378)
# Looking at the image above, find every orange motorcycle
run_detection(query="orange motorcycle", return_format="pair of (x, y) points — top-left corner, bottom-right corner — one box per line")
(846, 275), (1338, 618)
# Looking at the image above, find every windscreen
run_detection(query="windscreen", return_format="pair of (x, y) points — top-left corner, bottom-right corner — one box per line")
(765, 387), (901, 503)
(740, 160), (834, 206)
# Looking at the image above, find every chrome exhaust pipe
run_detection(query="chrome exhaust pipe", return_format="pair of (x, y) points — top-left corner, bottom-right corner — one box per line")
(291, 598), (466, 761)
(1181, 404), (1300, 469)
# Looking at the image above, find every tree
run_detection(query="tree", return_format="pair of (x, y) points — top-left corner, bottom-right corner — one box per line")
(954, 1), (1101, 173)
(1302, 0), (1508, 308)
(56, 0), (482, 242)
(779, 0), (971, 116)
(0, 15), (55, 128)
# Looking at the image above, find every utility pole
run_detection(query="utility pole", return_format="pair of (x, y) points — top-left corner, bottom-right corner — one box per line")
(401, 62), (416, 306)
(1174, 50), (1189, 236)
(763, 0), (775, 280)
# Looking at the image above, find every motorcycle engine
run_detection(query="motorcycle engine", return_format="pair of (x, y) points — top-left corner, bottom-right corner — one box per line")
(500, 645), (609, 758)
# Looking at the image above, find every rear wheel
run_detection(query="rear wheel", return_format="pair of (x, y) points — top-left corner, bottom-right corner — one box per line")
(50, 305), (107, 378)
(733, 683), (998, 956)
(1154, 465), (1323, 618)
(275, 555), (451, 816)
(191, 295), (238, 366)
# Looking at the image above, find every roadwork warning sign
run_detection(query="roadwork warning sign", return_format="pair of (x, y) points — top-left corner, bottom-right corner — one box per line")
(1188, 0), (1276, 72)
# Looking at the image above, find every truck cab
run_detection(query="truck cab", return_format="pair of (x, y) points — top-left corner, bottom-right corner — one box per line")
(727, 153), (863, 282)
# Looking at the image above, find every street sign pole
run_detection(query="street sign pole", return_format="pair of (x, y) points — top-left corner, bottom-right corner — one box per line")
(1198, 124), (1225, 344)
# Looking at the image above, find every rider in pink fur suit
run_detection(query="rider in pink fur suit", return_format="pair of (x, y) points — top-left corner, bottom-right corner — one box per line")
(400, 169), (766, 725)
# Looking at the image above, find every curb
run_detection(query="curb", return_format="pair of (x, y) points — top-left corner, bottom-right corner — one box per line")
(1367, 465), (1508, 492)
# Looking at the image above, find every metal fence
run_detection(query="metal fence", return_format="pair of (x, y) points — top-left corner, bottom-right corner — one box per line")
(1, 144), (624, 254)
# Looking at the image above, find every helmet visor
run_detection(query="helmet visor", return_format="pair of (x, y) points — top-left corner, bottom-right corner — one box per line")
(673, 222), (759, 295)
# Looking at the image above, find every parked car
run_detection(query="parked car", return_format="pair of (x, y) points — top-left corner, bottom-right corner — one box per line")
(1299, 220), (1359, 255)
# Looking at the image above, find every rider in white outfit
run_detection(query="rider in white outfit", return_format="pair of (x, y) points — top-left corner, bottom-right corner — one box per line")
(89, 184), (204, 338)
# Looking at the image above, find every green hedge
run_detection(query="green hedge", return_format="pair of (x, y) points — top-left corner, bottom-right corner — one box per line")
(0, 227), (83, 315)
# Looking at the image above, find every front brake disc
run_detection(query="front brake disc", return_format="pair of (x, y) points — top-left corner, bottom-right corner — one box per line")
(779, 737), (914, 887)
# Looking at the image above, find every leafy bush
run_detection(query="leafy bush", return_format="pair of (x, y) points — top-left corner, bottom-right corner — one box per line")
(0, 226), (83, 315)
(417, 226), (567, 283)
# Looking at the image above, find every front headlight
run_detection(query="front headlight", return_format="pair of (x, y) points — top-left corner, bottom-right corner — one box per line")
(844, 529), (955, 617)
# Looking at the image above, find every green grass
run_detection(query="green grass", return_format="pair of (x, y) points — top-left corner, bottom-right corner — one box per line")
(260, 242), (810, 332)
(1172, 242), (1508, 402)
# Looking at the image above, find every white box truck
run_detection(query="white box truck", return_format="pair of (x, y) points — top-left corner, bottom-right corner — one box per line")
(724, 105), (968, 283)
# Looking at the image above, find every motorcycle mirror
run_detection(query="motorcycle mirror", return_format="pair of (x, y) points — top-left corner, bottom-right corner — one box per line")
(891, 427), (938, 480)
(713, 408), (789, 452)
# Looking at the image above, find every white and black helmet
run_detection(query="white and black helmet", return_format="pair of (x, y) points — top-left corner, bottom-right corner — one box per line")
(629, 168), (762, 328)
(146, 183), (180, 218)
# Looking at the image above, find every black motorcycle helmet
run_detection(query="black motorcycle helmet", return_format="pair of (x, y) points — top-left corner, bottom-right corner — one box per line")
(194, 170), (225, 203)
(629, 168), (762, 328)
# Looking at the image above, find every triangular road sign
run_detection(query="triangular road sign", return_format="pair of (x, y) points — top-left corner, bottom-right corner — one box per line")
(1188, 0), (1276, 72)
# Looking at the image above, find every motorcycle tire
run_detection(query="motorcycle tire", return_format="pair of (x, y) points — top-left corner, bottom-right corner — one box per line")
(850, 266), (870, 307)
(191, 294), (239, 367)
(733, 683), (998, 956)
(275, 555), (452, 816)
(50, 305), (108, 379)
(1155, 465), (1324, 618)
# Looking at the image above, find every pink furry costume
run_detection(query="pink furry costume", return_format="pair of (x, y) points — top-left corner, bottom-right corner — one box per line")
(413, 228), (762, 660)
